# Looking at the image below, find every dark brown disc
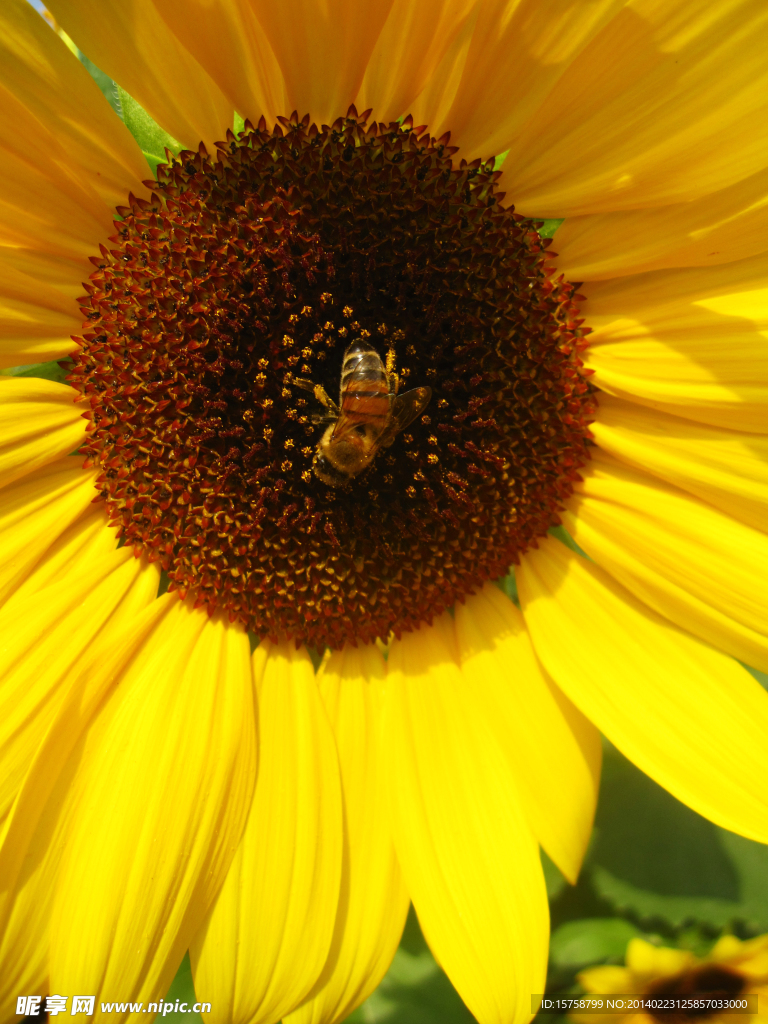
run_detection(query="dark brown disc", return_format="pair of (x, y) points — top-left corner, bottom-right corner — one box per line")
(70, 107), (596, 649)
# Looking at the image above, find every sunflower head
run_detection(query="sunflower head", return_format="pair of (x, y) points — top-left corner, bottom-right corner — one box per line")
(575, 936), (768, 1024)
(69, 106), (595, 650)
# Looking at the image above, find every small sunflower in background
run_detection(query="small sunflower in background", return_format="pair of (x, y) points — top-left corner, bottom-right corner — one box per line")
(0, 0), (767, 1022)
(573, 935), (768, 1024)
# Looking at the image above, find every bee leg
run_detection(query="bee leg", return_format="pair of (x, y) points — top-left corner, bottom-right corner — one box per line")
(291, 377), (315, 392)
(313, 384), (340, 416)
(386, 346), (400, 396)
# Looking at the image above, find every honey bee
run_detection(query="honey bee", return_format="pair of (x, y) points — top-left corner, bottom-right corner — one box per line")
(294, 341), (432, 486)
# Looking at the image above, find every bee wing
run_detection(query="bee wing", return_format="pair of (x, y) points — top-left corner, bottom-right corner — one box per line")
(329, 410), (365, 441)
(384, 386), (432, 443)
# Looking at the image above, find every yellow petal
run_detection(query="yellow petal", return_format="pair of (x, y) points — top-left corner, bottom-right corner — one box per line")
(503, 0), (768, 216)
(0, 0), (148, 210)
(0, 458), (98, 607)
(454, 584), (601, 884)
(153, 0), (288, 129)
(556, 165), (768, 281)
(590, 394), (768, 534)
(583, 254), (768, 432)
(0, 596), (175, 1009)
(626, 938), (693, 977)
(0, 561), (159, 1010)
(413, 0), (625, 164)
(286, 644), (409, 1024)
(0, 245), (88, 303)
(10, 505), (119, 599)
(355, 0), (477, 125)
(191, 641), (342, 1024)
(0, 114), (110, 260)
(0, 377), (84, 487)
(385, 613), (549, 1024)
(48, 604), (257, 1014)
(0, 546), (158, 824)
(565, 449), (768, 672)
(0, 21), (119, 260)
(244, 0), (397, 126)
(0, 257), (82, 367)
(578, 966), (635, 995)
(518, 536), (768, 844)
(0, 728), (80, 1010)
(46, 0), (233, 152)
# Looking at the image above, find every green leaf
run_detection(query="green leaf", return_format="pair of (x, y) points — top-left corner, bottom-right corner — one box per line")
(234, 112), (246, 135)
(117, 86), (182, 163)
(538, 219), (564, 239)
(60, 29), (180, 172)
(2, 360), (71, 385)
(348, 907), (474, 1024)
(743, 664), (768, 692)
(548, 525), (589, 560)
(161, 953), (203, 1024)
(550, 918), (642, 971)
(494, 568), (519, 606)
(78, 53), (123, 118)
(588, 746), (768, 930)
(542, 848), (567, 901)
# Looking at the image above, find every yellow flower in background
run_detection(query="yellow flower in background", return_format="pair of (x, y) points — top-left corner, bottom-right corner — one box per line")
(0, 0), (767, 1023)
(575, 935), (768, 1024)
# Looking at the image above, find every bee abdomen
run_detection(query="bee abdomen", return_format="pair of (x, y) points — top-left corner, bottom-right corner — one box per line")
(340, 342), (389, 425)
(341, 343), (386, 384)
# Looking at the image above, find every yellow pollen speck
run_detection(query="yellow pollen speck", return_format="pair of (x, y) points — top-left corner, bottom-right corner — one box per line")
(377, 323), (388, 335)
(301, 305), (312, 316)
(421, 415), (431, 425)
(284, 438), (295, 449)
(428, 434), (438, 446)
(262, 398), (273, 409)
(302, 446), (313, 457)
(427, 453), (439, 464)
(406, 486), (417, 498)
(343, 306), (353, 318)
(281, 460), (292, 472)
(320, 292), (332, 304)
(403, 433), (413, 444)
(438, 398), (449, 408)
(324, 321), (334, 330)
(282, 334), (294, 347)
(288, 313), (299, 325)
(258, 358), (269, 370)
(302, 469), (312, 483)
(302, 347), (312, 358)
(254, 372), (266, 386)
(263, 428), (273, 440)
(337, 326), (347, 338)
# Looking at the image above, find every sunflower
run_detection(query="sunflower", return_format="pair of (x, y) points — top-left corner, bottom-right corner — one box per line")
(573, 934), (768, 1024)
(1, 0), (767, 1022)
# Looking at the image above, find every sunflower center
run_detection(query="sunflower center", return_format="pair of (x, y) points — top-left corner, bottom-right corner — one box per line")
(647, 965), (746, 1022)
(71, 107), (595, 649)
